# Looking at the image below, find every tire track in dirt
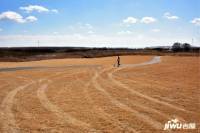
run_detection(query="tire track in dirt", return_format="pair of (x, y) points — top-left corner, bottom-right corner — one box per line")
(37, 69), (99, 132)
(115, 77), (177, 102)
(97, 73), (170, 120)
(0, 80), (34, 133)
(4, 70), (79, 132)
(92, 67), (163, 130)
(0, 69), (84, 133)
(108, 57), (194, 114)
(77, 69), (138, 133)
(117, 74), (193, 101)
(37, 82), (97, 132)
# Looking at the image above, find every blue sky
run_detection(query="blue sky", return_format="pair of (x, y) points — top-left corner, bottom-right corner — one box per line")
(0, 0), (199, 48)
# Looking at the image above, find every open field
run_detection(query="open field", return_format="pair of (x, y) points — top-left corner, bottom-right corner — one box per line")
(0, 55), (199, 132)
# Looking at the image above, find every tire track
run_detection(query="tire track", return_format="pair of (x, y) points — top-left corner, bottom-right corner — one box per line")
(97, 72), (170, 120)
(77, 69), (138, 133)
(37, 69), (99, 132)
(116, 73), (193, 100)
(108, 56), (194, 114)
(92, 67), (163, 130)
(37, 82), (97, 132)
(0, 81), (34, 133)
(0, 69), (83, 133)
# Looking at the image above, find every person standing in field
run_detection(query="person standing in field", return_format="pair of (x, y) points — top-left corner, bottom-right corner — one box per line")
(117, 56), (120, 67)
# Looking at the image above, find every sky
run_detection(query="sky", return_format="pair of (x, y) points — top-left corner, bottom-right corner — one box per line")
(0, 0), (200, 48)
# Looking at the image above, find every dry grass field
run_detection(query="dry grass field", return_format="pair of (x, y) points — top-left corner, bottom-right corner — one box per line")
(0, 56), (199, 133)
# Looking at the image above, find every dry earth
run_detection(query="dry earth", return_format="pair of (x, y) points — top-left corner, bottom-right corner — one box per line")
(0, 56), (199, 133)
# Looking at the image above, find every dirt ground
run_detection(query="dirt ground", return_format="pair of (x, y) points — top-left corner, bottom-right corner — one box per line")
(0, 56), (199, 133)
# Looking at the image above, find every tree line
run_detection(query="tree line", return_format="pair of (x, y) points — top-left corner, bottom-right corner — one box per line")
(172, 42), (192, 52)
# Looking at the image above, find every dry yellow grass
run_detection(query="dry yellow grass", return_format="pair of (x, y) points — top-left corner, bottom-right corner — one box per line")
(0, 56), (199, 132)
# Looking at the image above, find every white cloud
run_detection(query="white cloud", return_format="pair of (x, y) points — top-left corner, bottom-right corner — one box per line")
(0, 11), (25, 23)
(0, 11), (37, 23)
(69, 23), (94, 33)
(51, 9), (59, 13)
(122, 16), (158, 26)
(164, 12), (179, 20)
(85, 23), (93, 29)
(25, 16), (37, 22)
(152, 29), (160, 32)
(0, 28), (2, 32)
(191, 18), (200, 26)
(88, 30), (95, 34)
(141, 17), (157, 24)
(20, 5), (49, 13)
(123, 17), (138, 25)
(117, 30), (132, 35)
(20, 5), (59, 14)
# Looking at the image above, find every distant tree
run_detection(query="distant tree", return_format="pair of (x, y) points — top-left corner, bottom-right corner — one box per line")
(182, 43), (191, 52)
(172, 42), (182, 52)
